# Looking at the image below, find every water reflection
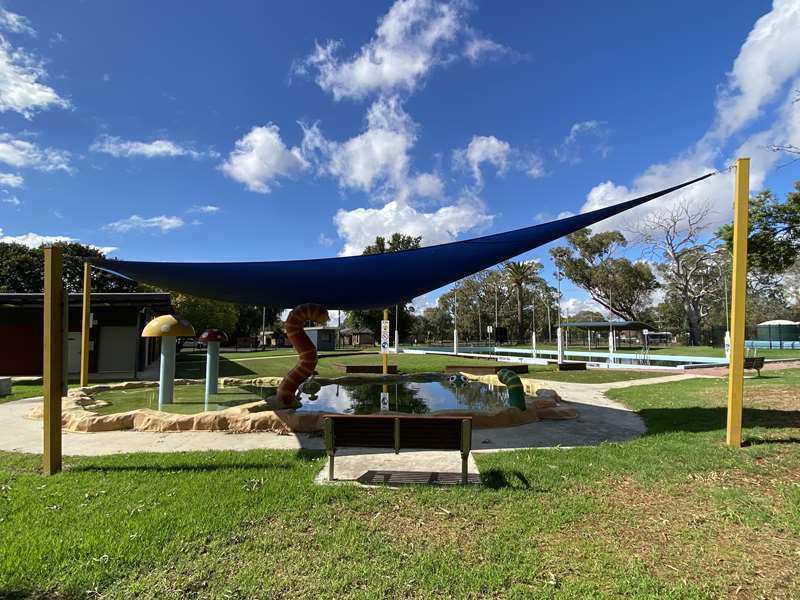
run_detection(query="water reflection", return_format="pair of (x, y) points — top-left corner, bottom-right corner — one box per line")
(294, 380), (510, 414)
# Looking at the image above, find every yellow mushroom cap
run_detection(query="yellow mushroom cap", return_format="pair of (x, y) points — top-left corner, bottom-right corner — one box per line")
(141, 314), (195, 338)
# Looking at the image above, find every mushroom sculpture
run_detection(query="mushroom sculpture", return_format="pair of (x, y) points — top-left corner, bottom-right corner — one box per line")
(142, 315), (195, 406)
(199, 329), (228, 402)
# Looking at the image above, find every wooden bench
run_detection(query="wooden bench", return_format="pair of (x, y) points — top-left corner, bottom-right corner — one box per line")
(557, 361), (587, 371)
(323, 415), (472, 484)
(333, 364), (399, 374)
(744, 356), (765, 376)
(444, 364), (528, 375)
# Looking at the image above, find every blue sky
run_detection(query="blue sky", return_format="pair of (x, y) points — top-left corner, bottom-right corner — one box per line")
(1, 0), (799, 313)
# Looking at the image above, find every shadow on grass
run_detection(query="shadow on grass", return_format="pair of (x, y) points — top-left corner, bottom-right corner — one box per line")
(639, 406), (800, 435)
(742, 436), (800, 447)
(480, 468), (535, 490)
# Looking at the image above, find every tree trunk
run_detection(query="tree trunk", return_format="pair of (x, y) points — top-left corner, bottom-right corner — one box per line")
(516, 285), (523, 342)
(686, 302), (702, 346)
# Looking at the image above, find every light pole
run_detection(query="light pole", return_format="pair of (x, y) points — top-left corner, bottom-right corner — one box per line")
(525, 297), (537, 358)
(555, 264), (564, 364)
(453, 283), (459, 355)
(394, 304), (399, 353)
(494, 282), (499, 345)
(714, 249), (731, 360)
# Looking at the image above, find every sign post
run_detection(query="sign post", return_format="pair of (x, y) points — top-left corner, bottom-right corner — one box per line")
(380, 310), (390, 375)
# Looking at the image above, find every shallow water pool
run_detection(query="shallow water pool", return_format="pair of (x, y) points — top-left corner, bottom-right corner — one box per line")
(89, 379), (511, 415)
(292, 379), (510, 414)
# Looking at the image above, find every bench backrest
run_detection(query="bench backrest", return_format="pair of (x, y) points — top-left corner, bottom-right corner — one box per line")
(324, 415), (471, 452)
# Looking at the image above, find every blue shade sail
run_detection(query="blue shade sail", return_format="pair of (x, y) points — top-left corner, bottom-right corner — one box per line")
(93, 173), (714, 310)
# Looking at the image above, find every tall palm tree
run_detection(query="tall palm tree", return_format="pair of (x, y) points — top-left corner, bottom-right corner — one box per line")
(503, 261), (536, 342)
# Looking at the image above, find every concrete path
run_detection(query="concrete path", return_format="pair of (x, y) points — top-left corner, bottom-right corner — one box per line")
(0, 373), (697, 483)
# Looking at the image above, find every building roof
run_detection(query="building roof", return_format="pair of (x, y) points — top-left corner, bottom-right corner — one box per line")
(0, 292), (173, 312)
(563, 320), (652, 331)
(340, 327), (374, 335)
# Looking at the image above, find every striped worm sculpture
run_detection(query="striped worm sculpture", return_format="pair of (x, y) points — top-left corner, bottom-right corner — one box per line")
(276, 303), (329, 407)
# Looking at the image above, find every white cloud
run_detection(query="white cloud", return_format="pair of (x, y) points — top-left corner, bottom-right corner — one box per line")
(709, 0), (800, 141)
(1, 195), (20, 206)
(91, 135), (217, 160)
(105, 215), (185, 233)
(220, 124), (308, 193)
(0, 227), (117, 253)
(190, 204), (221, 213)
(297, 0), (508, 100)
(464, 32), (510, 63)
(0, 229), (72, 247)
(324, 96), (415, 192)
(410, 171), (444, 198)
(334, 194), (494, 256)
(579, 0), (800, 232)
(453, 135), (544, 185)
(0, 134), (72, 172)
(301, 96), (445, 203)
(562, 297), (606, 317)
(0, 172), (23, 187)
(554, 120), (610, 165)
(0, 35), (69, 118)
(0, 7), (35, 36)
(453, 135), (509, 184)
(317, 232), (335, 247)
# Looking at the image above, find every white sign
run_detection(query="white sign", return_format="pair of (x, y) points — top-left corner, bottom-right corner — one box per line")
(380, 392), (389, 411)
(380, 319), (390, 354)
(487, 325), (493, 334)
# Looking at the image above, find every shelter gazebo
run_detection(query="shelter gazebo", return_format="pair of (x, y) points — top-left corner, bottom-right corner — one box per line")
(563, 320), (653, 350)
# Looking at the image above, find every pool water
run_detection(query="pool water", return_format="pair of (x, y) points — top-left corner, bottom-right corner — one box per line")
(90, 379), (511, 415)
(293, 379), (510, 414)
(90, 384), (275, 415)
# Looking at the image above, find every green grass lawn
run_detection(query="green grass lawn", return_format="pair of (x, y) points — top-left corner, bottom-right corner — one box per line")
(1, 370), (798, 598)
(504, 343), (800, 360)
(0, 382), (99, 405)
(0, 355), (673, 405)
(0, 384), (45, 404)
(174, 351), (672, 385)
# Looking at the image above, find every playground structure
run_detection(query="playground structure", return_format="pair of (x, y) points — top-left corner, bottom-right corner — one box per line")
(38, 162), (752, 475)
(141, 314), (195, 405)
(198, 329), (228, 401)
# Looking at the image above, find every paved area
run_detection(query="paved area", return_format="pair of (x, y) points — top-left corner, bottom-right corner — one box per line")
(0, 374), (697, 483)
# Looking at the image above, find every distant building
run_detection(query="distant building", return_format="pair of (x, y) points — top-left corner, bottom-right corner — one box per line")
(0, 293), (172, 377)
(339, 327), (375, 347)
(259, 329), (288, 348)
(304, 326), (336, 351)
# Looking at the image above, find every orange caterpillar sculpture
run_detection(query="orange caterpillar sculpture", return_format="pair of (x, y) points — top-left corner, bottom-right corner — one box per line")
(276, 303), (329, 407)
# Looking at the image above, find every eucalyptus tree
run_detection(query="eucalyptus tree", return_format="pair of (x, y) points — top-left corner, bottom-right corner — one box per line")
(550, 228), (657, 323)
(503, 260), (542, 342)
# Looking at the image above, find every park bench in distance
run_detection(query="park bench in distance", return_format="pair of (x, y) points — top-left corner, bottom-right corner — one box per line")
(744, 356), (765, 377)
(323, 415), (472, 485)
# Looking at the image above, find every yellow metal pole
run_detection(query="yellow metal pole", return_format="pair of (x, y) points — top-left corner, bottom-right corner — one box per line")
(43, 246), (64, 475)
(726, 157), (750, 448)
(80, 262), (91, 388)
(382, 308), (389, 375)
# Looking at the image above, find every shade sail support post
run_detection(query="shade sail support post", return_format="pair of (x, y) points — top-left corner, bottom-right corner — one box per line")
(726, 158), (750, 448)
